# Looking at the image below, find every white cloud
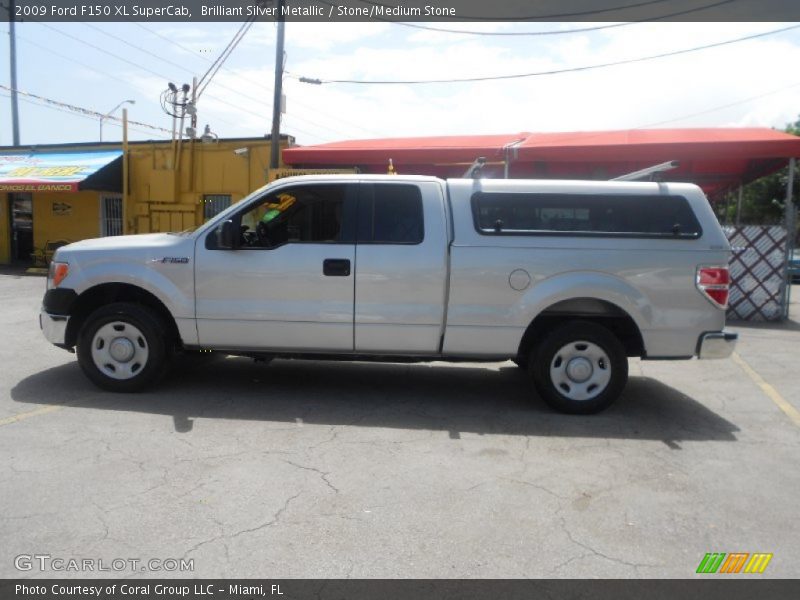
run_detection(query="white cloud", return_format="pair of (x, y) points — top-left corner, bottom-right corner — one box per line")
(10, 21), (799, 147)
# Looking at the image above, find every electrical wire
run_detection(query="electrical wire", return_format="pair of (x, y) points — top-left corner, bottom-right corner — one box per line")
(0, 84), (171, 134)
(387, 0), (735, 36)
(196, 18), (256, 98)
(36, 23), (273, 129)
(15, 31), (239, 129)
(128, 21), (386, 138)
(299, 24), (800, 85)
(355, 0), (677, 21)
(636, 81), (800, 128)
(0, 92), (158, 138)
(47, 21), (370, 140)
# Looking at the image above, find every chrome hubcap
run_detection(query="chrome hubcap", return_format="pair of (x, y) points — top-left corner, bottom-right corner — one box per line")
(550, 341), (611, 402)
(91, 321), (149, 380)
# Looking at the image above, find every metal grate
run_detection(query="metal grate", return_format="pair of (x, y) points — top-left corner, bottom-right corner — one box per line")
(203, 194), (231, 220)
(102, 196), (123, 237)
(724, 225), (788, 321)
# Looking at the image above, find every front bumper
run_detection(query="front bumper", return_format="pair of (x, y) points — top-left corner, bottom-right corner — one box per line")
(697, 331), (738, 359)
(40, 311), (69, 346)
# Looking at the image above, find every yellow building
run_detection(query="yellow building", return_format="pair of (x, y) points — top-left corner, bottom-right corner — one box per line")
(0, 135), (293, 266)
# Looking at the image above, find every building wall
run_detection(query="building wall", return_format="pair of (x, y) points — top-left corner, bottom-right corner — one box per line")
(128, 140), (274, 235)
(0, 138), (282, 265)
(33, 190), (103, 248)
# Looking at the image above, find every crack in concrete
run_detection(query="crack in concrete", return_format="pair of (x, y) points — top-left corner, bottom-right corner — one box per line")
(556, 511), (658, 573)
(228, 491), (303, 540)
(283, 459), (339, 494)
(182, 491), (302, 560)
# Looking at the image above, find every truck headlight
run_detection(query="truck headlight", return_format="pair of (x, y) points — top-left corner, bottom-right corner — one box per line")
(48, 262), (69, 289)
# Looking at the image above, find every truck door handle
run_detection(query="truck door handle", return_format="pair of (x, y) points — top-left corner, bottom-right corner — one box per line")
(323, 258), (351, 277)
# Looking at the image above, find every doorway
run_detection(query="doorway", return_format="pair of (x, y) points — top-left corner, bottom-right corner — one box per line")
(9, 192), (33, 263)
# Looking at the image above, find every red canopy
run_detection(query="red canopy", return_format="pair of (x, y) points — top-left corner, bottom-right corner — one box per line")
(283, 133), (529, 165)
(282, 128), (800, 199)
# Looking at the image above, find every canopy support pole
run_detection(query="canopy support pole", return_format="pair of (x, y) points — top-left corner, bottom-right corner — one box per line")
(783, 158), (796, 319)
(735, 185), (743, 226)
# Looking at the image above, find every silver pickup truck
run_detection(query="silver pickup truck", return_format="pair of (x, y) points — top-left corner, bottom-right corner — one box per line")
(40, 175), (736, 413)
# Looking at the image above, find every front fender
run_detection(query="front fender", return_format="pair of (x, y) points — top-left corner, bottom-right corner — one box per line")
(67, 259), (194, 320)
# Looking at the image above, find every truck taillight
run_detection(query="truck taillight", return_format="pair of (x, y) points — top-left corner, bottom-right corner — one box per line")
(696, 266), (730, 309)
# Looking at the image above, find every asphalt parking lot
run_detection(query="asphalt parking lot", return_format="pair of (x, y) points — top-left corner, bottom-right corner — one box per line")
(1, 272), (799, 579)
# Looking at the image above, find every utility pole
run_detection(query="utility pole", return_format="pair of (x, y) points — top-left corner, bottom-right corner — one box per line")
(269, 0), (286, 169)
(9, 0), (20, 145)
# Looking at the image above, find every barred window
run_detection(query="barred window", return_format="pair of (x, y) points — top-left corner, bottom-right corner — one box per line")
(203, 194), (232, 220)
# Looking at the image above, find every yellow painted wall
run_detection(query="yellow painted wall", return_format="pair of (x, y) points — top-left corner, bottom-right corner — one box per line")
(127, 139), (278, 234)
(6, 137), (287, 263)
(32, 191), (102, 251)
(0, 193), (9, 265)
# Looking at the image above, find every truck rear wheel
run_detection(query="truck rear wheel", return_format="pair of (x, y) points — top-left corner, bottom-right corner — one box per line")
(530, 321), (628, 414)
(77, 302), (169, 392)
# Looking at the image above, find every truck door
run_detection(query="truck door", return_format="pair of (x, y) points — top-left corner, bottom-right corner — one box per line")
(354, 181), (449, 354)
(194, 182), (357, 352)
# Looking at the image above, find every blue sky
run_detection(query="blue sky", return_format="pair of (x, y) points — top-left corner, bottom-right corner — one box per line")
(2, 21), (800, 147)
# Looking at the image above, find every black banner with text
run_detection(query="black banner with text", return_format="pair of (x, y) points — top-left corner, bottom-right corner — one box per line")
(3, 579), (800, 600)
(1, 0), (799, 23)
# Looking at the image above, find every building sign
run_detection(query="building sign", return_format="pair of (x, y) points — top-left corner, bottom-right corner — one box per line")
(267, 167), (357, 183)
(52, 201), (73, 216)
(0, 151), (122, 192)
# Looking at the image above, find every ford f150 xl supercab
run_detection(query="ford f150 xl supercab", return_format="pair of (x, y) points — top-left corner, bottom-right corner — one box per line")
(40, 175), (737, 413)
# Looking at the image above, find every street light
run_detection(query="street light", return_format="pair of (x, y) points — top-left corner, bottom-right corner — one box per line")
(99, 99), (135, 141)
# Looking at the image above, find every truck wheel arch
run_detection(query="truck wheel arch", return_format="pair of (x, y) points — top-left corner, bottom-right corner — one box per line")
(65, 283), (180, 350)
(517, 297), (645, 361)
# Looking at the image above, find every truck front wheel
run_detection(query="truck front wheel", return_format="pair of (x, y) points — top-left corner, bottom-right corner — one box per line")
(77, 302), (169, 392)
(530, 321), (628, 414)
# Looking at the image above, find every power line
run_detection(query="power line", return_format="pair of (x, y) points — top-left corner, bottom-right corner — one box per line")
(299, 24), (800, 85)
(355, 0), (676, 21)
(387, 0), (734, 36)
(56, 21), (367, 140)
(0, 84), (171, 134)
(0, 92), (158, 138)
(15, 30), (240, 129)
(37, 23), (274, 129)
(637, 81), (800, 128)
(196, 18), (256, 98)
(129, 21), (385, 138)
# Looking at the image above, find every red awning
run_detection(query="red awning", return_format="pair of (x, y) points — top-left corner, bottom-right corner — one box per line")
(514, 128), (800, 161)
(283, 133), (530, 165)
(282, 128), (800, 198)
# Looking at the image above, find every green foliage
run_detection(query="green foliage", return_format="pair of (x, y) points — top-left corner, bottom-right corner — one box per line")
(726, 116), (800, 230)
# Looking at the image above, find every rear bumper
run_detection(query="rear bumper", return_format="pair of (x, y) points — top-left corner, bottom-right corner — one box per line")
(697, 331), (738, 359)
(40, 311), (69, 346)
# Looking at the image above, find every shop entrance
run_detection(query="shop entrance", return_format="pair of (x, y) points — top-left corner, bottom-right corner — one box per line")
(9, 193), (33, 263)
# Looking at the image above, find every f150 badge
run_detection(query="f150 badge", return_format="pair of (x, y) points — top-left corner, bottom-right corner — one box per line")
(152, 257), (190, 264)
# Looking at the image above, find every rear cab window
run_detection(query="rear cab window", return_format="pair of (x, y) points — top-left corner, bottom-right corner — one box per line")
(471, 192), (702, 239)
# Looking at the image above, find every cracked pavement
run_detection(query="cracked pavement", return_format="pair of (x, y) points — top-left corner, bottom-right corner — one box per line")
(1, 274), (799, 578)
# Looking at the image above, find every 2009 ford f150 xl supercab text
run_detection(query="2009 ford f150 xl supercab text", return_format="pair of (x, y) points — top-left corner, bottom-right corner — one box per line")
(40, 175), (737, 413)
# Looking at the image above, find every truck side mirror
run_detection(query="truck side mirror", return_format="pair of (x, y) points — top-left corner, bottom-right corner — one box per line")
(216, 219), (238, 249)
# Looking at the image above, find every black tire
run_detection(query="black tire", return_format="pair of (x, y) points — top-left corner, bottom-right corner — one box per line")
(529, 321), (628, 414)
(76, 302), (170, 392)
(512, 357), (525, 368)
